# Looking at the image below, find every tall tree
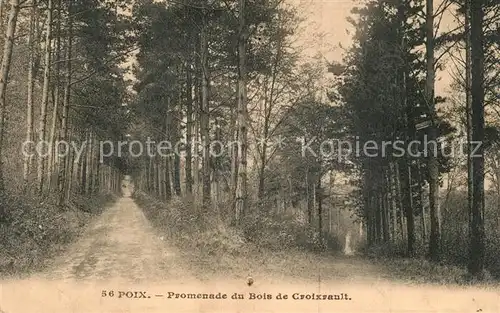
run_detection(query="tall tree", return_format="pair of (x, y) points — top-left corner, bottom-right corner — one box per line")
(23, 0), (38, 188)
(36, 0), (54, 193)
(200, 6), (211, 210)
(426, 0), (441, 261)
(468, 0), (485, 278)
(58, 0), (73, 207)
(235, 0), (248, 221)
(0, 0), (20, 193)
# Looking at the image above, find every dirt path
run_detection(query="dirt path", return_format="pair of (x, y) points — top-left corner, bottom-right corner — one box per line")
(1, 178), (499, 313)
(39, 184), (190, 284)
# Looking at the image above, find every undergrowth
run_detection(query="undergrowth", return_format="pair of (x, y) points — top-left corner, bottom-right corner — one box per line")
(0, 191), (116, 276)
(361, 241), (500, 286)
(134, 191), (341, 254)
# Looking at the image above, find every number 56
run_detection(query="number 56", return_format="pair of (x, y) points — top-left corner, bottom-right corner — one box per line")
(102, 290), (114, 297)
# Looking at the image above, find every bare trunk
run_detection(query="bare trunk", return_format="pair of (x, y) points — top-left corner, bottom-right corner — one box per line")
(80, 133), (88, 194)
(58, 2), (72, 206)
(173, 95), (182, 196)
(389, 161), (398, 242)
(416, 161), (427, 242)
(317, 175), (323, 238)
(36, 0), (53, 193)
(402, 159), (415, 256)
(86, 131), (93, 195)
(146, 157), (152, 193)
(382, 169), (390, 242)
(152, 156), (158, 197)
(156, 157), (161, 198)
(158, 156), (164, 199)
(375, 194), (381, 243)
(257, 149), (266, 202)
(230, 98), (239, 209)
(235, 0), (248, 222)
(464, 0), (474, 239)
(185, 61), (193, 195)
(213, 119), (222, 219)
(65, 133), (74, 201)
(306, 168), (312, 224)
(468, 0), (485, 278)
(47, 2), (62, 191)
(426, 0), (441, 261)
(23, 0), (37, 188)
(94, 143), (100, 193)
(164, 115), (172, 200)
(164, 155), (172, 200)
(199, 12), (211, 210)
(0, 0), (20, 193)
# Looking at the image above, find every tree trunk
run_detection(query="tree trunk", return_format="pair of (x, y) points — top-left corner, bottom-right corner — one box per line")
(396, 3), (412, 251)
(47, 1), (62, 191)
(185, 61), (193, 195)
(65, 133), (74, 201)
(426, 0), (441, 261)
(152, 155), (158, 197)
(162, 114), (172, 200)
(80, 133), (88, 194)
(366, 194), (373, 246)
(156, 156), (161, 198)
(468, 0), (485, 278)
(257, 147), (266, 202)
(58, 2), (72, 207)
(94, 145), (100, 193)
(235, 0), (248, 222)
(306, 168), (312, 224)
(147, 156), (152, 193)
(257, 84), (268, 203)
(172, 98), (181, 196)
(317, 175), (323, 239)
(389, 161), (398, 242)
(200, 11), (211, 210)
(86, 131), (93, 195)
(464, 0), (474, 243)
(312, 179), (316, 218)
(164, 155), (172, 200)
(401, 159), (415, 256)
(374, 194), (381, 243)
(382, 170), (390, 242)
(23, 0), (37, 189)
(213, 118), (222, 219)
(230, 97), (239, 210)
(394, 160), (405, 241)
(0, 0), (20, 193)
(415, 160), (427, 242)
(36, 0), (53, 193)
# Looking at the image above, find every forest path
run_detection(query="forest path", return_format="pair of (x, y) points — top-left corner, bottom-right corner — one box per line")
(35, 176), (191, 283)
(1, 178), (499, 312)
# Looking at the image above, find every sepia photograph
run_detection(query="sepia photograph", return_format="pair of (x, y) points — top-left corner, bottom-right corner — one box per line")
(0, 0), (499, 312)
